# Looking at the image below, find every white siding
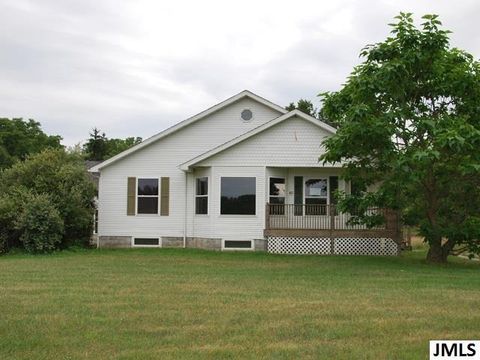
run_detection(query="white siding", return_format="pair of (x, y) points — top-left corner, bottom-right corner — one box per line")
(188, 167), (212, 238)
(97, 98), (282, 239)
(206, 166), (266, 241)
(196, 116), (339, 168)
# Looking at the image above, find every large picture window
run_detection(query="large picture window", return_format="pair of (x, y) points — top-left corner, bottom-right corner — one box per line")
(195, 177), (208, 215)
(137, 178), (159, 214)
(305, 178), (327, 215)
(269, 177), (285, 215)
(221, 177), (256, 215)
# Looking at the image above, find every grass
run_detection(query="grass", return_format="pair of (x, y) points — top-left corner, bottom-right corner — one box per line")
(1, 248), (479, 359)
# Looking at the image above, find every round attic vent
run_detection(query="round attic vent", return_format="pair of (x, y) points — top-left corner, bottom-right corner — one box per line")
(241, 109), (253, 121)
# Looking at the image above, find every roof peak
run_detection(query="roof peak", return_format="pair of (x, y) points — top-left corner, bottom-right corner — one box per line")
(90, 90), (287, 172)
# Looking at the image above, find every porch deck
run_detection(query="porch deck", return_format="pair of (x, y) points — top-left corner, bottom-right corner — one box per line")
(264, 204), (402, 244)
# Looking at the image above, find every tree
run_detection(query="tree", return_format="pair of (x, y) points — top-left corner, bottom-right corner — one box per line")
(0, 149), (96, 251)
(83, 128), (142, 161)
(83, 128), (108, 161)
(0, 118), (63, 169)
(104, 136), (142, 159)
(286, 99), (318, 117)
(319, 13), (480, 263)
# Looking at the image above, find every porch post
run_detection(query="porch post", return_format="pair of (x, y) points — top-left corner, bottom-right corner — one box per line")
(329, 204), (335, 254)
(265, 203), (270, 230)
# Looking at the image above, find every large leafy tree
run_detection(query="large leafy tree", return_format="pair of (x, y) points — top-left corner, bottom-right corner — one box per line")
(320, 13), (480, 263)
(0, 118), (63, 169)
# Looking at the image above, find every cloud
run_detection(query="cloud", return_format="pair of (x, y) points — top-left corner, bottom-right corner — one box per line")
(0, 0), (478, 145)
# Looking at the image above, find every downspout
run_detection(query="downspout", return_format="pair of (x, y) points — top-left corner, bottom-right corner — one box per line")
(183, 170), (187, 248)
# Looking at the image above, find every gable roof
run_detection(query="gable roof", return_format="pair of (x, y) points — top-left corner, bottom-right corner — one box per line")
(179, 109), (336, 171)
(90, 90), (287, 172)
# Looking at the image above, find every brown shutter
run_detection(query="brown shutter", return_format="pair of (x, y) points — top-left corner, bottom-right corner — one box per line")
(160, 177), (170, 216)
(127, 177), (136, 215)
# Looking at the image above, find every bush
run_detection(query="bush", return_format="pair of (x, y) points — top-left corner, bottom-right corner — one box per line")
(0, 193), (18, 253)
(16, 193), (64, 253)
(0, 149), (96, 248)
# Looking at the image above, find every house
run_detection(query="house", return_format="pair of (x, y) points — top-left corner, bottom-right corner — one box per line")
(89, 90), (401, 255)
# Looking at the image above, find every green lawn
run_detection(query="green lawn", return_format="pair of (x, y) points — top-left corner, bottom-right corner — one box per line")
(1, 248), (479, 359)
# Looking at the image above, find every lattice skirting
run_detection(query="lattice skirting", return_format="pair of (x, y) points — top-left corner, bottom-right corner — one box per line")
(267, 237), (330, 255)
(266, 236), (399, 256)
(334, 237), (398, 256)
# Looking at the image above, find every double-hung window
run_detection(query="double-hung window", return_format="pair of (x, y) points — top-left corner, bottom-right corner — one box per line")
(269, 177), (285, 215)
(195, 177), (208, 215)
(305, 178), (328, 215)
(137, 178), (159, 214)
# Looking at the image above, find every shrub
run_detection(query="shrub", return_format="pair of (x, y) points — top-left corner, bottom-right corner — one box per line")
(0, 149), (96, 248)
(0, 192), (18, 253)
(16, 193), (64, 253)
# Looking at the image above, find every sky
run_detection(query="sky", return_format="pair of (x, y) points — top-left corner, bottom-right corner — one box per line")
(1, 0), (479, 146)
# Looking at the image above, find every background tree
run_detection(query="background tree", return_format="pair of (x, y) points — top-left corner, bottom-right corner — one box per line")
(0, 118), (63, 169)
(0, 149), (96, 252)
(83, 128), (108, 161)
(83, 128), (142, 161)
(104, 136), (142, 159)
(320, 13), (480, 263)
(286, 99), (318, 117)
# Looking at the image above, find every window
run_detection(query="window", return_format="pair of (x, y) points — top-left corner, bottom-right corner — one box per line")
(269, 177), (285, 215)
(294, 176), (303, 216)
(195, 177), (208, 215)
(93, 209), (98, 234)
(305, 178), (328, 215)
(224, 240), (252, 249)
(137, 178), (159, 214)
(221, 177), (256, 215)
(241, 109), (253, 121)
(133, 238), (159, 246)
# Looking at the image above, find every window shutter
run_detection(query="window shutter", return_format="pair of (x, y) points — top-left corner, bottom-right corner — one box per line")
(329, 176), (339, 204)
(127, 177), (136, 216)
(160, 177), (170, 216)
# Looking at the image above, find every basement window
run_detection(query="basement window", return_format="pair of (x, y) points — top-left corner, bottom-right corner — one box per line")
(133, 238), (160, 247)
(224, 240), (252, 250)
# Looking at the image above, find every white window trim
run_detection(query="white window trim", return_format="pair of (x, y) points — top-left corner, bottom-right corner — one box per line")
(222, 239), (254, 251)
(136, 177), (160, 216)
(219, 176), (257, 216)
(294, 176), (331, 217)
(195, 176), (209, 216)
(268, 176), (286, 203)
(304, 177), (329, 204)
(240, 108), (254, 122)
(131, 237), (162, 248)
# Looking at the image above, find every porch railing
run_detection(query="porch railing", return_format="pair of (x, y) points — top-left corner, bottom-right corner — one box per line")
(265, 203), (398, 231)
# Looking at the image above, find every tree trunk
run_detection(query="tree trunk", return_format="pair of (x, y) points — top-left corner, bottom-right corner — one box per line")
(426, 241), (448, 263)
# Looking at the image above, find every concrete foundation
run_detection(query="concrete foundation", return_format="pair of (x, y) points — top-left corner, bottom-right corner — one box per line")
(98, 236), (131, 248)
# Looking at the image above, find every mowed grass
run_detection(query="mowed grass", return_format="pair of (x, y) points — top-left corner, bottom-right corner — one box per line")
(1, 248), (479, 359)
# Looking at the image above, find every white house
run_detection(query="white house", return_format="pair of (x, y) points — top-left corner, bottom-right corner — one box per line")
(90, 90), (401, 255)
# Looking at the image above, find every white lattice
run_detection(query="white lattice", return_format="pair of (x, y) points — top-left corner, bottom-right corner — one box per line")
(267, 237), (330, 255)
(266, 237), (399, 256)
(334, 237), (398, 256)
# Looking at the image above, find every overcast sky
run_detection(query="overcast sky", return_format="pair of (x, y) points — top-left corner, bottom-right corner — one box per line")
(1, 0), (479, 146)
